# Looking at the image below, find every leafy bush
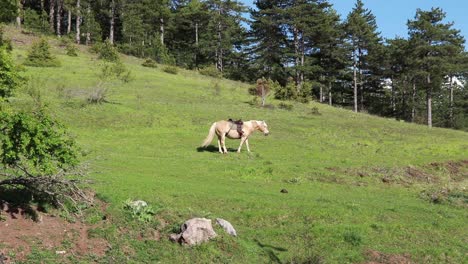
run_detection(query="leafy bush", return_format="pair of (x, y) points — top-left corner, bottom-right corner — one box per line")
(278, 102), (293, 111)
(310, 106), (321, 115)
(0, 26), (12, 51)
(92, 41), (120, 62)
(66, 43), (78, 57)
(0, 110), (89, 208)
(24, 39), (61, 67)
(274, 77), (297, 100)
(123, 199), (160, 223)
(0, 47), (23, 99)
(142, 58), (157, 68)
(199, 65), (222, 78)
(98, 62), (133, 83)
(163, 65), (178, 75)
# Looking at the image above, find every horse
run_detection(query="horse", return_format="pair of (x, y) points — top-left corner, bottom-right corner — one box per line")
(201, 120), (270, 153)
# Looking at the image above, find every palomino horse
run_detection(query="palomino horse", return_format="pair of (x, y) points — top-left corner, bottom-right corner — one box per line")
(201, 120), (270, 153)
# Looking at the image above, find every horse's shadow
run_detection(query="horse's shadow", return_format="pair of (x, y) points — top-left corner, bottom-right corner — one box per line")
(196, 145), (237, 153)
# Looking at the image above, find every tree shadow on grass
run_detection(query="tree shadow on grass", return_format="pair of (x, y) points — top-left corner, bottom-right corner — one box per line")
(254, 239), (287, 263)
(196, 145), (237, 153)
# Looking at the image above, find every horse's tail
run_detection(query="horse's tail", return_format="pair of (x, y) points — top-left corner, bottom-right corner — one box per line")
(201, 122), (217, 147)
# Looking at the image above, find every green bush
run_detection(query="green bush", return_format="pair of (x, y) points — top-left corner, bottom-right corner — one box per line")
(24, 39), (61, 67)
(123, 199), (161, 223)
(0, 26), (12, 51)
(92, 41), (120, 62)
(278, 102), (293, 111)
(0, 47), (23, 99)
(274, 77), (297, 100)
(199, 65), (222, 78)
(142, 58), (157, 68)
(163, 65), (178, 75)
(65, 42), (78, 57)
(98, 62), (133, 83)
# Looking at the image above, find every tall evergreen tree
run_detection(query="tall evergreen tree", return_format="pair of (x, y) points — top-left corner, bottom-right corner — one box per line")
(345, 0), (381, 112)
(407, 7), (465, 127)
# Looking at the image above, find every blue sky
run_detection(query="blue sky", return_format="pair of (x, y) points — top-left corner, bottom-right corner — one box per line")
(240, 0), (468, 41)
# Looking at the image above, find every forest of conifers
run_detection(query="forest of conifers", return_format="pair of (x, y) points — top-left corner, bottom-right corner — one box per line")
(1, 0), (467, 130)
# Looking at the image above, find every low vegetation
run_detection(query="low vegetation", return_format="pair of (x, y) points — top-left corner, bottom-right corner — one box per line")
(23, 38), (60, 67)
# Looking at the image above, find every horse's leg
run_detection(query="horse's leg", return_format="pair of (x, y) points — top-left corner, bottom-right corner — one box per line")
(245, 138), (251, 153)
(221, 134), (228, 153)
(237, 137), (246, 153)
(217, 136), (222, 153)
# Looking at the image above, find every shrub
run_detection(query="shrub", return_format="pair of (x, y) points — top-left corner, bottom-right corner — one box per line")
(274, 77), (297, 100)
(24, 39), (61, 67)
(142, 58), (157, 68)
(163, 65), (178, 75)
(98, 62), (133, 83)
(123, 199), (161, 223)
(0, 26), (12, 52)
(93, 41), (120, 62)
(0, 47), (23, 99)
(199, 65), (222, 78)
(310, 106), (321, 115)
(0, 110), (90, 208)
(278, 102), (293, 111)
(66, 43), (78, 57)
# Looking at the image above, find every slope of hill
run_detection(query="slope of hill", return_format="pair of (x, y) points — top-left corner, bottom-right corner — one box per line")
(2, 28), (467, 263)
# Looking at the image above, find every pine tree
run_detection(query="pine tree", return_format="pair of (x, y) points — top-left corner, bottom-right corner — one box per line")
(345, 0), (381, 112)
(408, 7), (465, 127)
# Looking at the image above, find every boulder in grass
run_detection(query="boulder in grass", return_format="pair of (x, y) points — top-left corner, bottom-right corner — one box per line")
(170, 218), (217, 246)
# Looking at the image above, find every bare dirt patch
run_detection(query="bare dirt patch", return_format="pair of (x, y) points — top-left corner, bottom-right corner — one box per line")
(0, 202), (109, 263)
(364, 249), (412, 264)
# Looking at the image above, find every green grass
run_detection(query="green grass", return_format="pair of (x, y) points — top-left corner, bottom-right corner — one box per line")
(4, 28), (468, 263)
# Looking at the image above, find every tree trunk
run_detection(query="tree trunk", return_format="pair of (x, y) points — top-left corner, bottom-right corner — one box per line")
(16, 0), (22, 28)
(299, 33), (305, 90)
(56, 0), (62, 37)
(427, 74), (432, 128)
(358, 48), (364, 111)
(319, 85), (323, 103)
(328, 82), (332, 106)
(160, 18), (164, 45)
(109, 0), (115, 44)
(195, 22), (199, 46)
(76, 0), (81, 44)
(391, 77), (396, 116)
(449, 76), (454, 127)
(353, 50), (358, 112)
(293, 26), (300, 88)
(67, 9), (71, 34)
(85, 3), (90, 45)
(49, 0), (55, 33)
(216, 8), (223, 72)
(411, 80), (416, 122)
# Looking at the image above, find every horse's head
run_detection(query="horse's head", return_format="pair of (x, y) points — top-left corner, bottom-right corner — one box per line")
(257, 120), (269, 136)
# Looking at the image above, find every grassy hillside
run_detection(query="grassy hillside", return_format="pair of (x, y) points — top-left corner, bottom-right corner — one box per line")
(3, 28), (468, 263)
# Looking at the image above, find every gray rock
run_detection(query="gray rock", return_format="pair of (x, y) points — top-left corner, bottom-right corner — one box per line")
(216, 218), (237, 237)
(170, 218), (217, 245)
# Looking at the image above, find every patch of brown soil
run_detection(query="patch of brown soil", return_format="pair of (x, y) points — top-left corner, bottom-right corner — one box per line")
(364, 249), (412, 264)
(0, 202), (109, 263)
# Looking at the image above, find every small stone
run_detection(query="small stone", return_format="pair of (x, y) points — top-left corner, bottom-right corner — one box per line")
(55, 250), (66, 255)
(280, 189), (288, 193)
(216, 218), (237, 236)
